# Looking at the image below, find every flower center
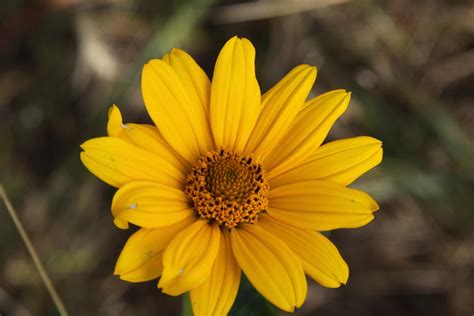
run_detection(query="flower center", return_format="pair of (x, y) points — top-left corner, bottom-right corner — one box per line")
(185, 149), (269, 229)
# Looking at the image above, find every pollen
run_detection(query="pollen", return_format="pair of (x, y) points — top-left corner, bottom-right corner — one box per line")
(185, 149), (269, 229)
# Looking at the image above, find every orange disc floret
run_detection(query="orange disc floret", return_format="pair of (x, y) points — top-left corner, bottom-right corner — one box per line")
(185, 149), (269, 229)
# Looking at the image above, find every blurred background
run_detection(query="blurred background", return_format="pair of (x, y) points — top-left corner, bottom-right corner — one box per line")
(1, 0), (473, 315)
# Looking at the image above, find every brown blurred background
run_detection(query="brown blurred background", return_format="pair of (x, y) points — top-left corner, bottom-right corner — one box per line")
(1, 0), (473, 315)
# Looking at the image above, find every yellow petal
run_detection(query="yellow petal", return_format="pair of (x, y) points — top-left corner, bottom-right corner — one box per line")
(158, 220), (221, 296)
(259, 214), (348, 288)
(114, 218), (194, 282)
(245, 65), (317, 160)
(124, 123), (189, 174)
(107, 104), (125, 137)
(231, 223), (307, 312)
(102, 106), (190, 218)
(80, 151), (129, 188)
(265, 90), (350, 178)
(80, 137), (184, 188)
(163, 48), (212, 122)
(268, 180), (379, 231)
(270, 136), (383, 187)
(142, 58), (213, 164)
(105, 105), (189, 173)
(190, 231), (240, 316)
(210, 36), (261, 153)
(111, 180), (194, 229)
(268, 209), (374, 231)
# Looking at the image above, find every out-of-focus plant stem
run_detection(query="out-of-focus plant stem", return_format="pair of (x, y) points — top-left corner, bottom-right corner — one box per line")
(181, 292), (192, 316)
(107, 0), (217, 107)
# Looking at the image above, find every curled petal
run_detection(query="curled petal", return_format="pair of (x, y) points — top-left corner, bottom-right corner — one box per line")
(105, 105), (188, 173)
(158, 220), (221, 296)
(107, 104), (125, 137)
(114, 218), (194, 282)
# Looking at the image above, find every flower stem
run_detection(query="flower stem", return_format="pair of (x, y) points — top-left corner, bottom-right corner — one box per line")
(0, 184), (69, 316)
(181, 292), (192, 316)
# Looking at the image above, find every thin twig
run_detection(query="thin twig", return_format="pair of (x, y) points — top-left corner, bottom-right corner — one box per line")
(0, 184), (69, 316)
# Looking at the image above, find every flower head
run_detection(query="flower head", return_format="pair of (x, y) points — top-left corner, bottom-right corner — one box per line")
(80, 36), (382, 314)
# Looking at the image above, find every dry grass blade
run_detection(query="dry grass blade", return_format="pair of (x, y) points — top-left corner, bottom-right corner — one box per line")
(0, 185), (69, 316)
(213, 0), (349, 24)
(420, 49), (474, 95)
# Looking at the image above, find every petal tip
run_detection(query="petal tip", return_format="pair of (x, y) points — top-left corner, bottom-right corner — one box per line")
(108, 104), (119, 116)
(366, 193), (380, 212)
(300, 64), (317, 81)
(107, 104), (125, 137)
(79, 138), (99, 151)
(366, 213), (376, 223)
(372, 201), (380, 212)
(113, 267), (121, 276)
(341, 275), (349, 285)
(365, 137), (383, 148)
(156, 278), (164, 289)
(162, 53), (171, 63)
(337, 91), (352, 110)
(344, 91), (352, 100)
(113, 217), (130, 229)
(223, 35), (239, 47)
(169, 48), (182, 56)
(225, 36), (255, 51)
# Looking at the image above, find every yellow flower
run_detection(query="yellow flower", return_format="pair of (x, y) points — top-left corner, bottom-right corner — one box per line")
(80, 36), (382, 314)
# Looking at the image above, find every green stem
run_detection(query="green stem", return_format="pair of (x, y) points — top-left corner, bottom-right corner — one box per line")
(181, 292), (193, 316)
